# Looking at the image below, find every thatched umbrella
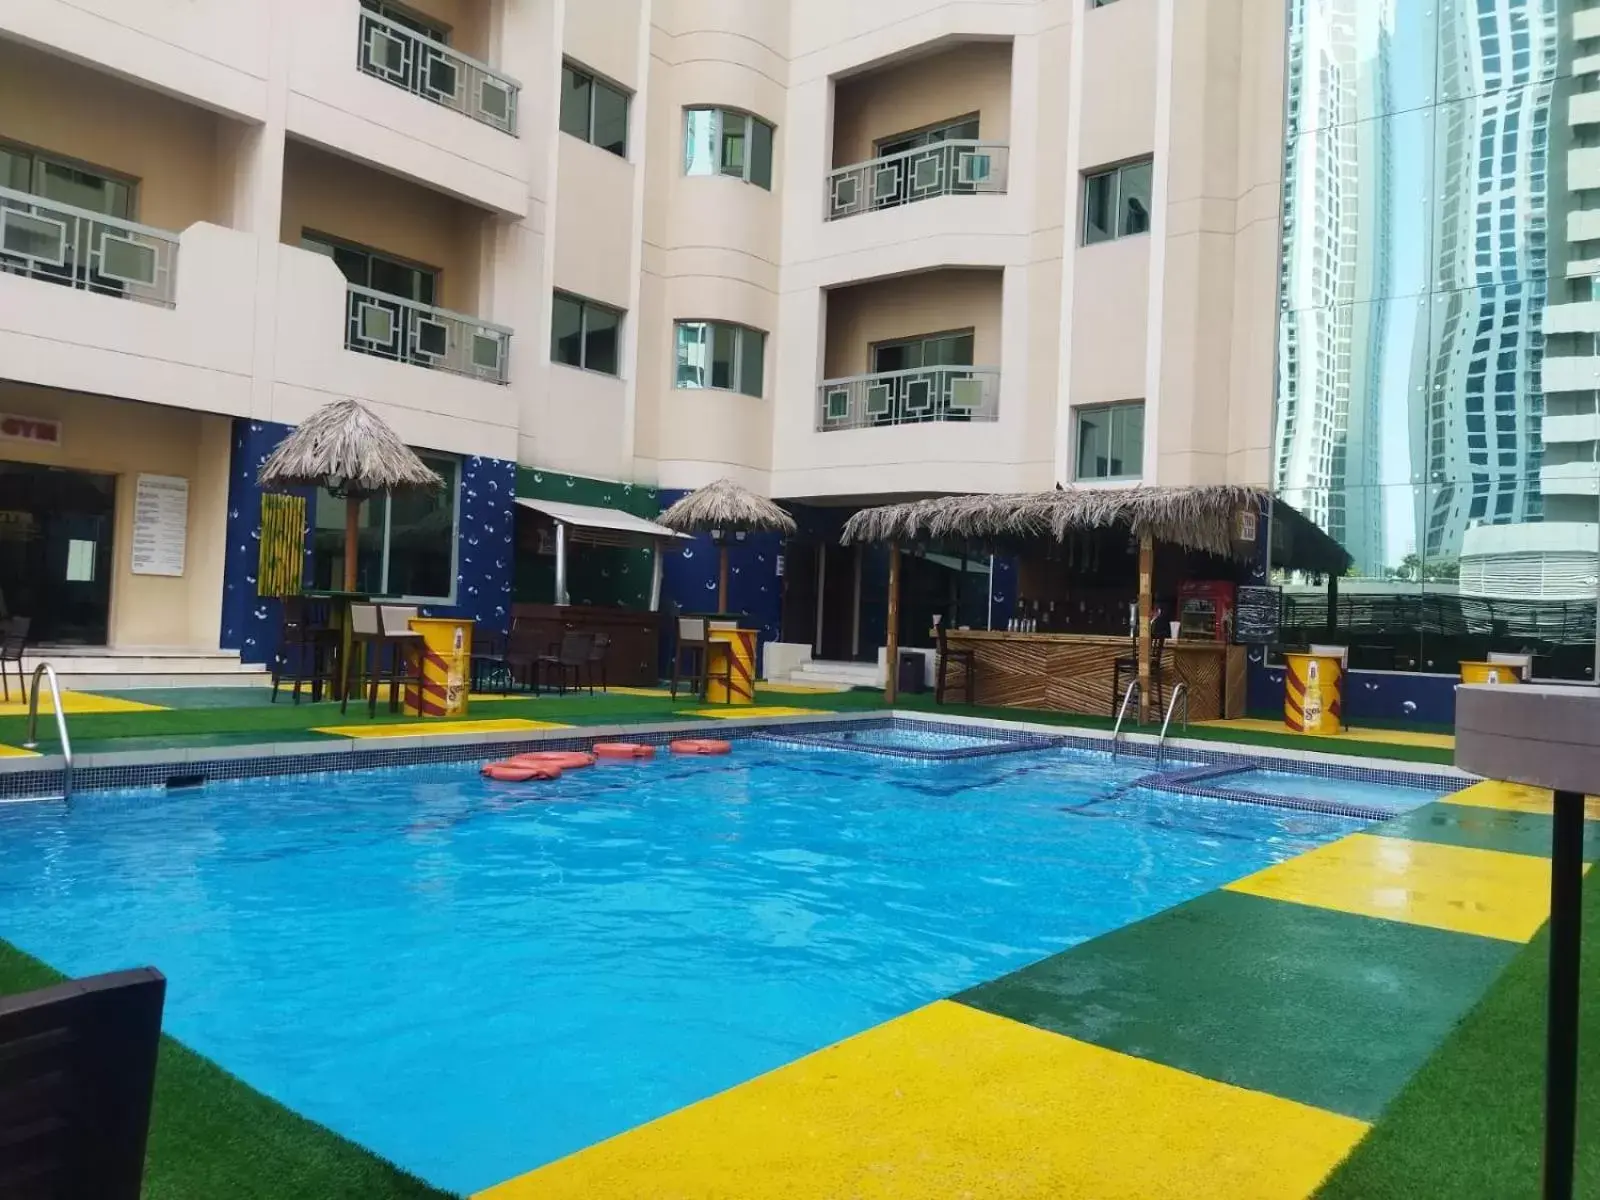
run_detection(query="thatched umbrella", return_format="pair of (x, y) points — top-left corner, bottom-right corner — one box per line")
(658, 479), (797, 613)
(257, 399), (443, 592)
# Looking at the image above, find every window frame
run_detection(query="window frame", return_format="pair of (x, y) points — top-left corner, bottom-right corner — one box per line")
(560, 61), (630, 159)
(1073, 401), (1146, 482)
(314, 451), (463, 604)
(550, 290), (624, 377)
(673, 319), (767, 398)
(0, 139), (139, 220)
(683, 107), (776, 189)
(1081, 157), (1154, 245)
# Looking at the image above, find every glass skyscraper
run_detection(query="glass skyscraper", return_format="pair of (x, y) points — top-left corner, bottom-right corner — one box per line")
(1276, 0), (1599, 679)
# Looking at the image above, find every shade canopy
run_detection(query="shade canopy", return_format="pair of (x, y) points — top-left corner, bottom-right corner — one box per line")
(515, 497), (685, 546)
(657, 479), (797, 536)
(839, 484), (1351, 576)
(256, 399), (443, 498)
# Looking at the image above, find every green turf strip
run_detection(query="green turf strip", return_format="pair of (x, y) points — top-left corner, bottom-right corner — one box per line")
(1315, 876), (1600, 1199)
(0, 943), (456, 1200)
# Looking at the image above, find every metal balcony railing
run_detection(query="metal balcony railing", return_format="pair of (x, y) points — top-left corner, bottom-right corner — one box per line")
(0, 185), (179, 307)
(825, 141), (1009, 221)
(816, 365), (1001, 431)
(345, 284), (513, 383)
(357, 10), (520, 135)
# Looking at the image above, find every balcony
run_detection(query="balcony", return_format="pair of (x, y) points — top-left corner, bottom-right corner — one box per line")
(0, 186), (179, 308)
(817, 365), (1000, 431)
(344, 284), (512, 383)
(356, 8), (519, 136)
(825, 141), (1009, 221)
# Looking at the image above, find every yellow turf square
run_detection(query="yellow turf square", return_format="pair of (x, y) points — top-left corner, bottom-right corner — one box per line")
(1225, 832), (1578, 943)
(313, 719), (573, 739)
(476, 1000), (1366, 1200)
(1445, 779), (1600, 820)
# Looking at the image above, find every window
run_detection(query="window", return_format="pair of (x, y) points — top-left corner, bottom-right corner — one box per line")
(312, 453), (461, 601)
(1074, 402), (1145, 480)
(1082, 159), (1153, 244)
(684, 109), (774, 189)
(560, 62), (629, 157)
(551, 291), (622, 376)
(674, 320), (766, 396)
(0, 142), (154, 295)
(871, 329), (975, 373)
(360, 0), (448, 42)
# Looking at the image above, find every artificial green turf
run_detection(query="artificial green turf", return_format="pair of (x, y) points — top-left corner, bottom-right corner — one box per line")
(1314, 878), (1600, 1199)
(0, 942), (456, 1200)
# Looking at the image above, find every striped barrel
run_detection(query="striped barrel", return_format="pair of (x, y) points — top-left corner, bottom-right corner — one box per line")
(706, 628), (756, 705)
(403, 618), (473, 717)
(1283, 652), (1342, 735)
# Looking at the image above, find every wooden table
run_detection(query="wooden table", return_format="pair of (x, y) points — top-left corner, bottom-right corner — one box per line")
(936, 631), (1245, 722)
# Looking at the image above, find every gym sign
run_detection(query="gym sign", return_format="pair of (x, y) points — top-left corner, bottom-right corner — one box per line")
(0, 415), (62, 447)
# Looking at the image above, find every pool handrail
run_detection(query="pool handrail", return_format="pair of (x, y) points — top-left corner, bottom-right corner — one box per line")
(1110, 680), (1141, 758)
(1156, 683), (1188, 767)
(22, 662), (72, 801)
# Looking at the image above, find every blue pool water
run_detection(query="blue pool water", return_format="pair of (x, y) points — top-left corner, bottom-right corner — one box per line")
(0, 744), (1364, 1192)
(802, 724), (1009, 751)
(1216, 767), (1450, 814)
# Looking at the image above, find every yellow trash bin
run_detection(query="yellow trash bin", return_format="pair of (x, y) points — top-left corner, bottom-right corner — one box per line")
(706, 626), (757, 705)
(403, 617), (474, 717)
(1283, 651), (1343, 735)
(1460, 661), (1522, 686)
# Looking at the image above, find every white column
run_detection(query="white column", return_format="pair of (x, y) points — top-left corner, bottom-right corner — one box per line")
(554, 522), (569, 605)
(649, 542), (664, 611)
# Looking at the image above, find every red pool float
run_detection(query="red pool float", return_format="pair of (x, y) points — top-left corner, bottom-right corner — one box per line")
(593, 742), (657, 760)
(480, 761), (562, 782)
(508, 751), (596, 771)
(669, 738), (732, 756)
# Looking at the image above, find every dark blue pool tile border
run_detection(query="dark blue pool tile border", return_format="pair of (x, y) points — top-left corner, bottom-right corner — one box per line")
(748, 717), (1057, 761)
(0, 715), (1468, 813)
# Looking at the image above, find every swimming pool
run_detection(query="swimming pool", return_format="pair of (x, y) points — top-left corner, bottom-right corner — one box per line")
(1205, 767), (1449, 815)
(0, 741), (1365, 1193)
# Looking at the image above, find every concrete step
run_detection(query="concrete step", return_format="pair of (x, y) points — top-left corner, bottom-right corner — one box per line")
(791, 660), (883, 688)
(19, 648), (269, 692)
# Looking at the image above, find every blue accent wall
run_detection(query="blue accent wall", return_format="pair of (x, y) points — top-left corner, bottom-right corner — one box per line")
(1247, 657), (1458, 727)
(656, 487), (783, 644)
(220, 418), (516, 666)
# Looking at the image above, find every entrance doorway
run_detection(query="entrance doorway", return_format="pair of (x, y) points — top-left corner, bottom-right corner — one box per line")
(0, 462), (115, 644)
(817, 543), (858, 661)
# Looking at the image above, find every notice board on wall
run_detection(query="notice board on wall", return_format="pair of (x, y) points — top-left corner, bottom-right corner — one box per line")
(130, 474), (188, 577)
(1234, 585), (1282, 644)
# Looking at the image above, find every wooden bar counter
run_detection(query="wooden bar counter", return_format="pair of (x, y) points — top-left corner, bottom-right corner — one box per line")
(940, 631), (1245, 722)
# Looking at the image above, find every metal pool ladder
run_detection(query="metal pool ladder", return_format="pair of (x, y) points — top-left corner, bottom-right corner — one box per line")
(1110, 680), (1141, 758)
(23, 663), (73, 801)
(1156, 683), (1188, 767)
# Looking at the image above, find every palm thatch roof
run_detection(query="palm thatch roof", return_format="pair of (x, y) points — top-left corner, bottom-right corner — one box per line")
(257, 399), (443, 497)
(658, 479), (797, 536)
(839, 485), (1351, 574)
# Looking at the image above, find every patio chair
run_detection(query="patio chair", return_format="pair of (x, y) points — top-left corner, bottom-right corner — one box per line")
(341, 604), (420, 716)
(670, 617), (732, 702)
(270, 598), (337, 705)
(934, 623), (975, 705)
(586, 631), (612, 693)
(0, 965), (165, 1200)
(537, 631), (595, 696)
(0, 614), (30, 703)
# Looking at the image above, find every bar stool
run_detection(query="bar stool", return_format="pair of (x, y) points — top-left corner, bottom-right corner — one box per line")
(271, 598), (336, 705)
(1111, 628), (1167, 719)
(341, 604), (422, 717)
(934, 624), (976, 705)
(670, 617), (731, 701)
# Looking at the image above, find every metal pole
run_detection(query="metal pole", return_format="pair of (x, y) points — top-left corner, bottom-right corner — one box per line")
(554, 521), (569, 606)
(987, 554), (995, 631)
(1543, 788), (1585, 1200)
(648, 542), (664, 612)
(885, 542), (901, 704)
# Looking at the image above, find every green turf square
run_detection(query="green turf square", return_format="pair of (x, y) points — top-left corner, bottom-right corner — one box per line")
(1375, 801), (1600, 862)
(955, 889), (1520, 1120)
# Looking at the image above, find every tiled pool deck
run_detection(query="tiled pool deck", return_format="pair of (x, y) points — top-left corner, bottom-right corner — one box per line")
(475, 778), (1596, 1200)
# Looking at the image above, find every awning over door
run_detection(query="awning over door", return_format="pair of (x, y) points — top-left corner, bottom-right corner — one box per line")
(514, 498), (684, 546)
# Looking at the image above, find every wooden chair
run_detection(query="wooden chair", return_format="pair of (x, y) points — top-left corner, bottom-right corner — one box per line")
(340, 604), (419, 716)
(586, 631), (612, 693)
(0, 615), (30, 703)
(378, 605), (427, 710)
(670, 617), (732, 701)
(934, 624), (975, 705)
(1111, 627), (1166, 720)
(537, 631), (595, 696)
(270, 598), (336, 705)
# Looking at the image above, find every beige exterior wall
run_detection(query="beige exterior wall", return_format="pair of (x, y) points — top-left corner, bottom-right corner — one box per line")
(279, 141), (487, 313)
(0, 382), (229, 648)
(0, 38), (230, 232)
(823, 270), (1003, 378)
(398, 0), (491, 61)
(831, 41), (1013, 166)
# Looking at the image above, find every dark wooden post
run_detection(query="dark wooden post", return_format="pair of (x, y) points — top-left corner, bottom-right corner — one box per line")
(1326, 573), (1340, 639)
(1137, 530), (1153, 723)
(343, 497), (361, 592)
(885, 542), (901, 704)
(718, 544), (730, 615)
